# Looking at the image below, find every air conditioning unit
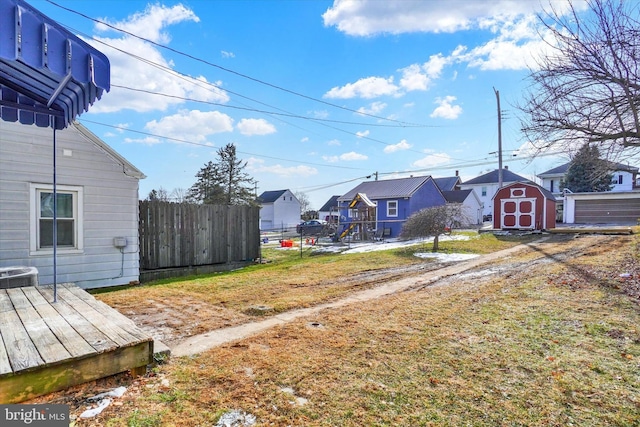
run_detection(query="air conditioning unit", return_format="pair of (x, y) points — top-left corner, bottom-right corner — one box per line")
(0, 266), (39, 289)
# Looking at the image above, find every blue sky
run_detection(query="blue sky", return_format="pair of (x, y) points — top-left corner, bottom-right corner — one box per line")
(33, 0), (589, 209)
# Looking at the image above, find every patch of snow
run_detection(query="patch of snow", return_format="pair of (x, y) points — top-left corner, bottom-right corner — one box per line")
(339, 235), (471, 255)
(216, 410), (256, 427)
(414, 253), (479, 262)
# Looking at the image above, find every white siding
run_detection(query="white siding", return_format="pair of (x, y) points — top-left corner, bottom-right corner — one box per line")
(0, 121), (143, 289)
(259, 189), (301, 231)
(459, 183), (501, 217)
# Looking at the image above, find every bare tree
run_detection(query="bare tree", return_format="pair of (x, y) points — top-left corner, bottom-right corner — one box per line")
(146, 187), (170, 202)
(170, 187), (189, 203)
(400, 204), (463, 251)
(295, 191), (311, 217)
(519, 0), (640, 161)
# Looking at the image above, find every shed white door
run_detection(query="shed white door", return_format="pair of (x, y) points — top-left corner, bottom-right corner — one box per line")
(501, 198), (536, 229)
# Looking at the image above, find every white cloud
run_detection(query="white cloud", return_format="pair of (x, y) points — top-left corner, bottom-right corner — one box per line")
(301, 137), (309, 143)
(356, 130), (370, 138)
(430, 96), (463, 120)
(237, 118), (276, 136)
(97, 4), (199, 43)
(322, 155), (339, 163)
(323, 1), (587, 73)
(328, 139), (341, 146)
(124, 136), (162, 145)
(412, 152), (452, 168)
(247, 158), (318, 177)
(145, 110), (234, 143)
(340, 151), (368, 161)
(221, 50), (235, 58)
(384, 139), (412, 153)
(399, 54), (448, 91)
(357, 101), (387, 115)
(88, 5), (229, 113)
(322, 0), (583, 36)
(322, 151), (368, 162)
(324, 77), (400, 99)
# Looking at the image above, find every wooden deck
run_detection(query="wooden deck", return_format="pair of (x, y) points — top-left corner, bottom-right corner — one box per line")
(0, 283), (153, 404)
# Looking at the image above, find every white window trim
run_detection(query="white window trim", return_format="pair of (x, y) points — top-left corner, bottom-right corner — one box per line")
(30, 183), (84, 256)
(387, 200), (398, 217)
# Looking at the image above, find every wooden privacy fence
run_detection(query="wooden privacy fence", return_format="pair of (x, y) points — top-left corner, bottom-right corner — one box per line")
(139, 201), (261, 271)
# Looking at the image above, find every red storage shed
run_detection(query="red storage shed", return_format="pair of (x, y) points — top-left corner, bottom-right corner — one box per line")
(492, 182), (556, 230)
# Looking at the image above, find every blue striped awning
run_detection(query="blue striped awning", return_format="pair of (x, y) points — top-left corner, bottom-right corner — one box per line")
(0, 0), (109, 129)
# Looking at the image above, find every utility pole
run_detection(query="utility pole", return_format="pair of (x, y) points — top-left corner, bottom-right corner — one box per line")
(493, 87), (503, 188)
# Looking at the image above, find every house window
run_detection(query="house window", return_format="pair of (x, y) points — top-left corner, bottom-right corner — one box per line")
(618, 175), (623, 185)
(30, 184), (83, 254)
(387, 200), (398, 217)
(481, 187), (487, 197)
(549, 180), (554, 192)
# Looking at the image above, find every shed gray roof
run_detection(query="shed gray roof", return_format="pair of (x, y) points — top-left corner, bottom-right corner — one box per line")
(463, 169), (531, 185)
(337, 176), (433, 202)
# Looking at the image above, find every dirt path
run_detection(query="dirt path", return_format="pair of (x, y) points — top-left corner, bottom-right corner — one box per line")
(171, 237), (554, 356)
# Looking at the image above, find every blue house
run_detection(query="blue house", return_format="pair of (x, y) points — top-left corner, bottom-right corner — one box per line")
(336, 176), (447, 238)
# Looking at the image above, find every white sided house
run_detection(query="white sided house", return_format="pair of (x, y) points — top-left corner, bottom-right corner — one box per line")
(257, 189), (301, 231)
(538, 161), (639, 222)
(459, 168), (533, 219)
(0, 120), (145, 289)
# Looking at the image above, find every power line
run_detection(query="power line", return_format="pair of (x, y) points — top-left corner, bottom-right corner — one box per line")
(110, 84), (429, 128)
(79, 119), (370, 172)
(45, 0), (426, 127)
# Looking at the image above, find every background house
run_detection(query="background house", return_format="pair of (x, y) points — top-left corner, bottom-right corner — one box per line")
(442, 189), (482, 225)
(257, 189), (300, 231)
(318, 195), (340, 222)
(433, 174), (462, 192)
(460, 167), (532, 219)
(337, 176), (447, 238)
(492, 182), (556, 230)
(538, 161), (639, 222)
(0, 120), (145, 289)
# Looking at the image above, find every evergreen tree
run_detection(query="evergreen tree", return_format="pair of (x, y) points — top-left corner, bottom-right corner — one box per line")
(562, 144), (613, 193)
(187, 143), (258, 206)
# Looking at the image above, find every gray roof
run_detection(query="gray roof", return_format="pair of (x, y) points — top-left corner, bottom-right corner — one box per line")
(538, 161), (639, 177)
(537, 163), (569, 176)
(463, 169), (531, 185)
(442, 189), (473, 203)
(319, 195), (340, 212)
(337, 176), (433, 202)
(257, 190), (287, 203)
(434, 176), (461, 192)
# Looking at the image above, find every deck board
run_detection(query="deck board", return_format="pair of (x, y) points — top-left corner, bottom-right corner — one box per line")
(21, 287), (95, 358)
(7, 288), (71, 364)
(0, 292), (13, 375)
(37, 287), (118, 353)
(53, 286), (140, 347)
(0, 299), (44, 371)
(0, 283), (154, 404)
(63, 284), (150, 342)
